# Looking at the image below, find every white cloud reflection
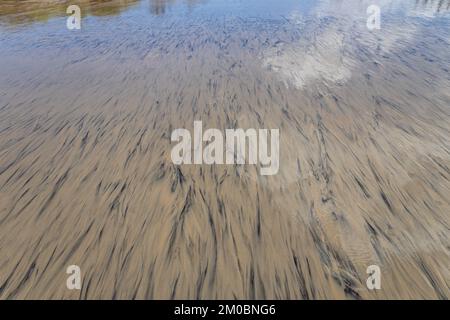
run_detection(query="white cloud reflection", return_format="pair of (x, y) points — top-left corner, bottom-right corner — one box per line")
(262, 0), (448, 89)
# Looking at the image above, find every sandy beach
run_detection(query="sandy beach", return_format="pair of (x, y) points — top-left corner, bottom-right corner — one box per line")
(0, 0), (449, 299)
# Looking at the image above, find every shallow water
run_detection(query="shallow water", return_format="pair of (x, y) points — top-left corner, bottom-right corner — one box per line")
(0, 0), (449, 299)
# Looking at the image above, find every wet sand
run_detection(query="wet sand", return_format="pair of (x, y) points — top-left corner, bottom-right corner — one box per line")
(0, 0), (449, 299)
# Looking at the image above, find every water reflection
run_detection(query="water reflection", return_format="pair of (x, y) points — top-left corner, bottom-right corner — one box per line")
(409, 0), (450, 17)
(0, 0), (140, 26)
(0, 0), (449, 301)
(261, 0), (449, 90)
(0, 0), (212, 26)
(305, 0), (450, 20)
(149, 0), (175, 15)
(149, 0), (205, 15)
(1, 0), (449, 27)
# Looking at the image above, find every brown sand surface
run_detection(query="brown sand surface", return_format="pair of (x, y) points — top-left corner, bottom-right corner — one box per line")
(0, 0), (449, 299)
